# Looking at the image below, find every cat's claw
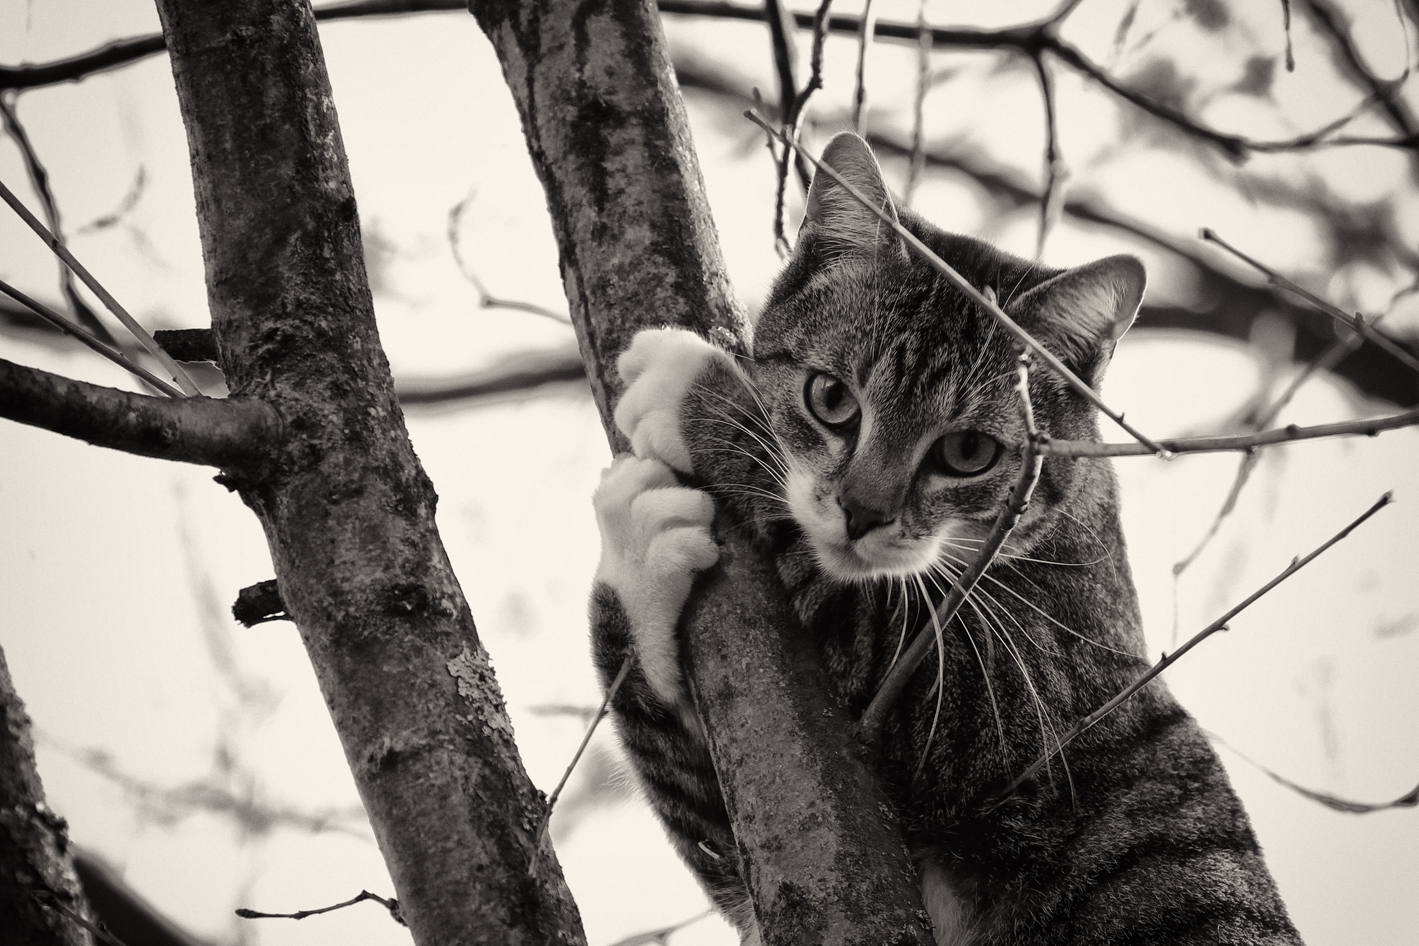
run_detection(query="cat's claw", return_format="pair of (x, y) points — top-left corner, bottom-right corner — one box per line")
(593, 454), (720, 706)
(614, 327), (735, 474)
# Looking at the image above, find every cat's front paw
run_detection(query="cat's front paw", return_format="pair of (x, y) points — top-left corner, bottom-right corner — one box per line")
(593, 454), (720, 706)
(614, 327), (736, 474)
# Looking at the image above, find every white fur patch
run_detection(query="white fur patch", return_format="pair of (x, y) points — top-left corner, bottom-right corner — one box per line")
(786, 467), (944, 581)
(614, 327), (739, 474)
(920, 858), (973, 945)
(593, 455), (720, 706)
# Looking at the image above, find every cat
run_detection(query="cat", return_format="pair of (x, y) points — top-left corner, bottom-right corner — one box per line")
(589, 132), (1301, 945)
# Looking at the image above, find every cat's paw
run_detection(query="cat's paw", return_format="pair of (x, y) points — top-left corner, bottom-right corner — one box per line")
(614, 327), (735, 474)
(593, 454), (720, 706)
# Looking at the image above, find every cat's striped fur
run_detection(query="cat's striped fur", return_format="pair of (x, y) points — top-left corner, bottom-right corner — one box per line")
(590, 133), (1301, 945)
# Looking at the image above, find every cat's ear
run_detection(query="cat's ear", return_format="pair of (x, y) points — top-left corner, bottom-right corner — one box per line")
(799, 132), (905, 264)
(1009, 255), (1146, 387)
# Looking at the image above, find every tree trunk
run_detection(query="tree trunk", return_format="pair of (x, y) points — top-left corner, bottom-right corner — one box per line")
(470, 0), (933, 941)
(0, 645), (96, 946)
(151, 1), (586, 943)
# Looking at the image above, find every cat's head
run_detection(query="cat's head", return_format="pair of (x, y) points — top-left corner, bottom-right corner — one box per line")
(749, 133), (1144, 583)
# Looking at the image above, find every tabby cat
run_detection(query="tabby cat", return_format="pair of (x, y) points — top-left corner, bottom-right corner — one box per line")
(589, 133), (1301, 945)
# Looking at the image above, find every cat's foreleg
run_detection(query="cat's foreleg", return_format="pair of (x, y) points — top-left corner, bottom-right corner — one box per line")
(614, 327), (750, 476)
(589, 454), (758, 936)
(590, 453), (717, 711)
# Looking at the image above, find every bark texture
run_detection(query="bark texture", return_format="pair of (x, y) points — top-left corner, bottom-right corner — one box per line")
(0, 645), (96, 946)
(0, 358), (278, 468)
(153, 1), (584, 943)
(471, 0), (932, 941)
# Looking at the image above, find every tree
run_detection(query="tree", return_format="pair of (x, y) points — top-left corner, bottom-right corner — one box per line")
(2, 1), (1417, 944)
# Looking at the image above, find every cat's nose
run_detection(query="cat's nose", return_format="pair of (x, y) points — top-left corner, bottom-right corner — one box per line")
(840, 497), (893, 540)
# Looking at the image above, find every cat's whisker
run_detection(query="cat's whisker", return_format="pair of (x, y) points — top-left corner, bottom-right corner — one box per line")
(958, 599), (1012, 760)
(696, 439), (791, 494)
(961, 586), (1061, 791)
(691, 383), (793, 471)
(910, 573), (949, 782)
(942, 534), (1104, 568)
(920, 558), (1064, 789)
(933, 550), (1135, 659)
(1055, 508), (1113, 559)
(884, 575), (913, 675)
(921, 568), (1008, 759)
(697, 413), (792, 483)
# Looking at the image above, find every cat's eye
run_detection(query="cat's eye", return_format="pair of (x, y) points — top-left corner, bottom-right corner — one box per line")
(931, 430), (1001, 477)
(804, 372), (860, 427)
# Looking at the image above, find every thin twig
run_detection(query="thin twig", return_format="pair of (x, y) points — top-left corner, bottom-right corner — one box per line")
(528, 654), (632, 877)
(0, 277), (185, 396)
(0, 93), (115, 344)
(1201, 228), (1419, 376)
(769, 0), (834, 250)
(860, 354), (1044, 743)
(1208, 730), (1419, 814)
(0, 177), (200, 395)
(792, 0), (835, 124)
(746, 109), (1169, 455)
(852, 0), (878, 136)
(1303, 0), (1417, 146)
(603, 910), (714, 946)
(1038, 404), (1419, 456)
(1170, 327), (1365, 584)
(446, 196), (570, 323)
(987, 492), (1393, 806)
(1031, 53), (1067, 258)
(237, 889), (404, 925)
(396, 342), (587, 406)
(31, 891), (130, 946)
(1281, 0), (1297, 71)
(904, 0), (931, 207)
(764, 0), (810, 190)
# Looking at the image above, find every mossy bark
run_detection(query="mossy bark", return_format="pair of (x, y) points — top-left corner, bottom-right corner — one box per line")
(0, 646), (96, 946)
(152, 1), (585, 943)
(471, 0), (933, 941)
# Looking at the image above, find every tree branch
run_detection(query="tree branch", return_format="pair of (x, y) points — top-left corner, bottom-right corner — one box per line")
(0, 0), (463, 90)
(1301, 0), (1419, 180)
(11, 1), (1417, 165)
(470, 0), (933, 941)
(0, 358), (278, 468)
(153, 0), (586, 941)
(0, 644), (98, 946)
(1037, 404), (1419, 457)
(396, 344), (587, 406)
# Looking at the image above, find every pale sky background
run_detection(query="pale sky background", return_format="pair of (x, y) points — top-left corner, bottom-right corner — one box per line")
(1, 2), (1417, 945)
